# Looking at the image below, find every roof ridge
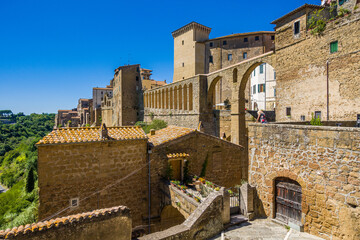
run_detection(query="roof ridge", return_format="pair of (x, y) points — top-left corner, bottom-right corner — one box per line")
(0, 206), (130, 239)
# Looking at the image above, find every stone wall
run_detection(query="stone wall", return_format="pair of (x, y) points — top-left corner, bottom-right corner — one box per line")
(0, 206), (131, 240)
(147, 131), (245, 230)
(248, 123), (360, 240)
(275, 11), (360, 122)
(140, 190), (226, 240)
(38, 139), (148, 228)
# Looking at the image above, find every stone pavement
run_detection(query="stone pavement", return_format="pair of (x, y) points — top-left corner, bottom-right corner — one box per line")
(210, 219), (324, 240)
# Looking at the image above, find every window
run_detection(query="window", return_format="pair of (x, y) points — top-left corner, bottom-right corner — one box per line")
(315, 111), (321, 120)
(243, 52), (247, 59)
(70, 198), (79, 208)
(209, 42), (213, 47)
(271, 35), (275, 40)
(209, 55), (213, 63)
(253, 85), (256, 94)
(182, 40), (184, 45)
(244, 37), (248, 42)
(136, 76), (139, 81)
(286, 107), (291, 116)
(258, 84), (265, 93)
(274, 88), (276, 96)
(182, 62), (184, 67)
(253, 70), (256, 76)
(255, 36), (260, 41)
(260, 64), (264, 74)
(228, 54), (232, 61)
(294, 21), (300, 35)
(223, 40), (227, 45)
(301, 115), (305, 121)
(330, 41), (338, 53)
(274, 71), (276, 79)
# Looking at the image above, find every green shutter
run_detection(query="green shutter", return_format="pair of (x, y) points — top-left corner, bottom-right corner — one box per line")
(330, 41), (338, 53)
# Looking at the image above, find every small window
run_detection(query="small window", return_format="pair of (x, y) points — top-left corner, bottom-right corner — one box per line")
(274, 71), (276, 79)
(136, 76), (139, 81)
(136, 67), (139, 72)
(223, 40), (227, 45)
(253, 70), (256, 76)
(209, 55), (213, 63)
(294, 21), (300, 35)
(253, 85), (256, 94)
(228, 54), (232, 61)
(286, 107), (291, 116)
(255, 36), (260, 41)
(70, 198), (79, 208)
(315, 111), (321, 120)
(258, 84), (265, 93)
(274, 88), (276, 96)
(301, 115), (305, 121)
(209, 42), (213, 47)
(330, 41), (338, 53)
(260, 64), (264, 74)
(243, 52), (247, 59)
(182, 62), (184, 67)
(244, 38), (248, 42)
(271, 35), (275, 40)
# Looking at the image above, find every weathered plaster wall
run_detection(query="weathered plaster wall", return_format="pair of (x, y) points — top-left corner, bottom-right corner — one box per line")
(248, 123), (360, 240)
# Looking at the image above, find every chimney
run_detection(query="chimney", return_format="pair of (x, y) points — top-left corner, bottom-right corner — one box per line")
(150, 129), (156, 136)
(100, 123), (109, 139)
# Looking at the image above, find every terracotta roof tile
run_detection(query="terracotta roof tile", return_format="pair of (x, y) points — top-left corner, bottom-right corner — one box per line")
(0, 206), (130, 239)
(167, 153), (190, 158)
(37, 126), (147, 145)
(148, 125), (195, 146)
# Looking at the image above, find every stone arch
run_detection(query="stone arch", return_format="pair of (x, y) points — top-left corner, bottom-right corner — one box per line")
(183, 84), (188, 110)
(160, 205), (185, 231)
(166, 88), (169, 109)
(170, 87), (173, 109)
(207, 76), (222, 109)
(233, 68), (238, 83)
(178, 85), (182, 110)
(151, 92), (155, 109)
(155, 91), (158, 108)
(174, 86), (178, 110)
(162, 89), (165, 109)
(189, 83), (193, 111)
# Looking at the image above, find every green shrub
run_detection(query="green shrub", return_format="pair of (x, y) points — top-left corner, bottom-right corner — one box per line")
(310, 113), (323, 126)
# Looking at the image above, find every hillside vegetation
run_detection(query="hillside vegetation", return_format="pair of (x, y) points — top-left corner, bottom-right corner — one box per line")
(0, 112), (55, 229)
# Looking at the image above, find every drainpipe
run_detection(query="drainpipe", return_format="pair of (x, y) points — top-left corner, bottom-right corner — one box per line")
(147, 143), (152, 234)
(326, 60), (329, 121)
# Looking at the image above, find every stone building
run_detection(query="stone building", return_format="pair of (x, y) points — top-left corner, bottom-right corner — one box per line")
(111, 64), (144, 126)
(37, 124), (246, 232)
(55, 109), (80, 128)
(140, 68), (167, 90)
(77, 98), (90, 126)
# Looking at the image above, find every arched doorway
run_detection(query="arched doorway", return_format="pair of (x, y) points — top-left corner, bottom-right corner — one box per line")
(274, 177), (302, 225)
(160, 205), (185, 230)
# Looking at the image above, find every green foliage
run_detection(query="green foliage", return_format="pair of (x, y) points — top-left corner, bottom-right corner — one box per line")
(135, 119), (168, 134)
(165, 163), (173, 180)
(337, 7), (350, 17)
(85, 124), (90, 127)
(183, 160), (191, 184)
(310, 113), (323, 126)
(199, 153), (209, 178)
(309, 9), (327, 35)
(0, 112), (54, 230)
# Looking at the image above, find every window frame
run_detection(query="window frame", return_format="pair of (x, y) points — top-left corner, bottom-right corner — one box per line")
(294, 20), (300, 35)
(330, 41), (338, 53)
(255, 36), (260, 41)
(228, 54), (232, 61)
(244, 37), (248, 43)
(243, 52), (247, 59)
(223, 40), (227, 45)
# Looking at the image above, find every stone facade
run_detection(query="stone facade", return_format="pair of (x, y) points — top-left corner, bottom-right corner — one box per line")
(248, 123), (360, 239)
(37, 128), (148, 228)
(112, 64), (143, 126)
(0, 206), (132, 240)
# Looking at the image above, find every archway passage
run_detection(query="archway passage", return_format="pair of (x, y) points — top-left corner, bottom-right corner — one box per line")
(160, 205), (185, 231)
(275, 178), (302, 225)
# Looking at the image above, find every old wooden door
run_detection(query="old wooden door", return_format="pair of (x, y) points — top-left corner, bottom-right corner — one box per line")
(275, 180), (302, 224)
(170, 160), (182, 181)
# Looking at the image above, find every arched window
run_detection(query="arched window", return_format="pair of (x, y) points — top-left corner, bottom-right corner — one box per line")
(178, 85), (182, 110)
(233, 68), (238, 83)
(174, 86), (178, 109)
(189, 83), (193, 111)
(183, 84), (188, 110)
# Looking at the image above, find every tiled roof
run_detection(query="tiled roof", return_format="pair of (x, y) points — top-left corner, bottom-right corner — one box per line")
(271, 4), (325, 24)
(148, 125), (195, 146)
(0, 206), (130, 239)
(167, 153), (190, 158)
(37, 126), (147, 145)
(208, 31), (275, 41)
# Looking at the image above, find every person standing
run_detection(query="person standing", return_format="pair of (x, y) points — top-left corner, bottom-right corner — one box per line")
(257, 110), (268, 123)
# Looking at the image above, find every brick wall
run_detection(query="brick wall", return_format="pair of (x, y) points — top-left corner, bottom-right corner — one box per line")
(248, 123), (360, 240)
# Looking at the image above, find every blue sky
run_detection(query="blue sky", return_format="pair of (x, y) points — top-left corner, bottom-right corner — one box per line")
(0, 0), (320, 114)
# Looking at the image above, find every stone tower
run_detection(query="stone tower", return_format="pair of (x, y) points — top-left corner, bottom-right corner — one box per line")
(172, 22), (211, 82)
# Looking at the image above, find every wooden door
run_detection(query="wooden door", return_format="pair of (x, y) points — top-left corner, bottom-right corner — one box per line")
(275, 180), (302, 224)
(170, 160), (181, 181)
